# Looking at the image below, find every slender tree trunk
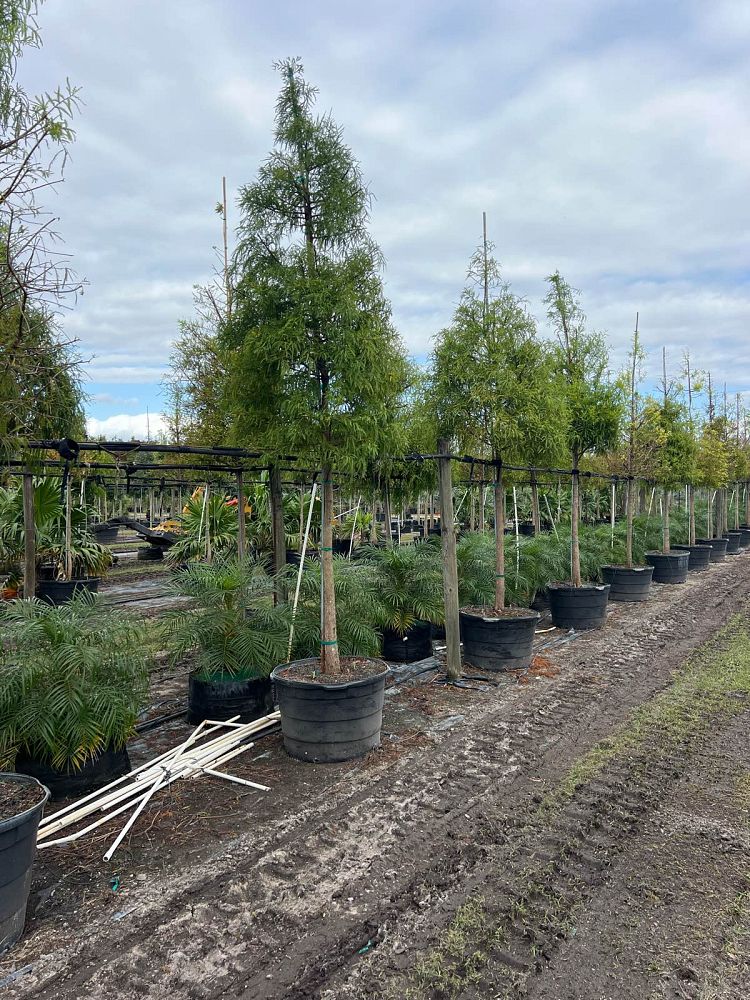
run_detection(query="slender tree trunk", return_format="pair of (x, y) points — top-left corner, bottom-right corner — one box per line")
(270, 466), (286, 602)
(369, 492), (378, 543)
(707, 490), (713, 538)
(734, 484), (740, 530)
(494, 463), (505, 610)
(745, 481), (750, 526)
(469, 491), (476, 533)
(23, 472), (35, 598)
(236, 472), (246, 558)
(662, 486), (670, 553)
(688, 484), (696, 546)
(639, 485), (646, 514)
(320, 466), (340, 674)
(571, 458), (581, 587)
(64, 475), (73, 582)
(479, 485), (485, 533)
(625, 477), (634, 568)
(530, 470), (541, 535)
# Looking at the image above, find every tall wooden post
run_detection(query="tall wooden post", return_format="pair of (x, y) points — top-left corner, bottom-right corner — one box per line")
(64, 474), (73, 582)
(22, 473), (36, 598)
(437, 439), (461, 681)
(236, 471), (246, 558)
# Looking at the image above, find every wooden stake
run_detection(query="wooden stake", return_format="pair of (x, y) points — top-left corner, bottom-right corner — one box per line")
(437, 438), (461, 681)
(236, 471), (246, 558)
(22, 472), (36, 598)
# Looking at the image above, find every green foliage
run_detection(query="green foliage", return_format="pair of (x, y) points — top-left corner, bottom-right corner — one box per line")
(163, 557), (288, 680)
(544, 272), (623, 462)
(0, 594), (150, 770)
(361, 542), (444, 634)
(223, 58), (409, 472)
(696, 419), (729, 490)
(642, 397), (696, 488)
(281, 556), (382, 658)
(167, 491), (238, 563)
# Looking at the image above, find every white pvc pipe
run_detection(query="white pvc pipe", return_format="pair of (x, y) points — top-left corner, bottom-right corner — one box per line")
(287, 481), (318, 661)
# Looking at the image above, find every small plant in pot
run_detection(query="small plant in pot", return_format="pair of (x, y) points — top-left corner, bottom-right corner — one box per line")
(431, 234), (566, 667)
(643, 351), (695, 584)
(601, 317), (655, 600)
(0, 594), (150, 798)
(164, 557), (288, 724)
(364, 543), (443, 663)
(222, 60), (410, 762)
(545, 272), (623, 629)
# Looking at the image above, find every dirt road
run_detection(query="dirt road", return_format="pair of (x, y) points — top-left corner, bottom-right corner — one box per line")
(5, 553), (750, 999)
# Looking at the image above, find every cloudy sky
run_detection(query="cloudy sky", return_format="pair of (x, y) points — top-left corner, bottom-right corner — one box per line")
(20, 0), (750, 440)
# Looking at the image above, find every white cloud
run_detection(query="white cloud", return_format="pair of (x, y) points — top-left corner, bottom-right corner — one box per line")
(86, 412), (167, 441)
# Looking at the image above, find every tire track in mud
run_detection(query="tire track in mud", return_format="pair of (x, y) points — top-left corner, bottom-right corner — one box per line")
(13, 556), (750, 1000)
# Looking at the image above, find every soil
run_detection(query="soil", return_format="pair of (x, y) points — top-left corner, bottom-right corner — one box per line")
(277, 657), (388, 684)
(548, 580), (608, 589)
(2, 553), (750, 999)
(0, 777), (46, 820)
(461, 606), (539, 619)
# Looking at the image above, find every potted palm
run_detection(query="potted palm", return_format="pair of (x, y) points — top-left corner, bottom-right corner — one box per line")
(365, 544), (443, 662)
(166, 490), (239, 565)
(222, 61), (409, 761)
(544, 273), (622, 629)
(601, 318), (655, 599)
(432, 239), (566, 667)
(0, 594), (150, 798)
(164, 558), (288, 723)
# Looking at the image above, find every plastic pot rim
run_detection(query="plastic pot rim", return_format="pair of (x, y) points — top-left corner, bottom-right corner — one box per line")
(0, 773), (50, 834)
(459, 607), (540, 623)
(601, 564), (653, 573)
(272, 657), (389, 692)
(547, 581), (609, 592)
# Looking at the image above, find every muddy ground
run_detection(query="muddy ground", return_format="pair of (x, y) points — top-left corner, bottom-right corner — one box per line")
(2, 550), (750, 999)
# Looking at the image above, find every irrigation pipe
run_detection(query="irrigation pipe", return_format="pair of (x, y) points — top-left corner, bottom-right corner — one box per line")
(287, 481), (318, 661)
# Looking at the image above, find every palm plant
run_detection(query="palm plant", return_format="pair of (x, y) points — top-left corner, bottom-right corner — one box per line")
(167, 492), (239, 564)
(0, 594), (150, 770)
(362, 543), (444, 634)
(281, 556), (382, 659)
(163, 557), (288, 680)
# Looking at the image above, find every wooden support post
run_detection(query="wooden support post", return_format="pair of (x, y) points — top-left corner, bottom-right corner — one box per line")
(22, 472), (36, 599)
(270, 465), (286, 596)
(64, 474), (73, 582)
(383, 483), (393, 548)
(236, 471), (246, 558)
(437, 439), (461, 681)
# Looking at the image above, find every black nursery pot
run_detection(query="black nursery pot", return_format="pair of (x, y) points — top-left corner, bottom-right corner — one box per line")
(188, 674), (274, 725)
(381, 621), (433, 663)
(600, 565), (654, 601)
(460, 609), (540, 671)
(0, 774), (49, 955)
(548, 583), (609, 630)
(92, 524), (119, 544)
(36, 577), (100, 605)
(723, 532), (743, 554)
(271, 659), (389, 763)
(739, 528), (750, 548)
(645, 550), (689, 584)
(137, 545), (163, 561)
(671, 544), (712, 571)
(14, 746), (130, 801)
(696, 537), (729, 562)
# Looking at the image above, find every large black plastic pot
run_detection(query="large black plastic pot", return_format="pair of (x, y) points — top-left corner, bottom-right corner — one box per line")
(92, 524), (119, 544)
(600, 565), (654, 601)
(0, 774), (49, 955)
(188, 674), (274, 725)
(36, 577), (100, 605)
(271, 659), (389, 763)
(696, 537), (729, 562)
(645, 550), (689, 584)
(723, 532), (742, 554)
(137, 545), (163, 561)
(739, 528), (750, 548)
(671, 544), (712, 571)
(15, 746), (130, 801)
(460, 609), (540, 671)
(381, 621), (433, 663)
(548, 583), (609, 630)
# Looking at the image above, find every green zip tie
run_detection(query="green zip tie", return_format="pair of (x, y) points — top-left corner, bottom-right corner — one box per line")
(320, 639), (338, 646)
(320, 546), (333, 551)
(495, 573), (505, 578)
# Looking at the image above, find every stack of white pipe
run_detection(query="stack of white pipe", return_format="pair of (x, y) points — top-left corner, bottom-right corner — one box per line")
(36, 710), (280, 861)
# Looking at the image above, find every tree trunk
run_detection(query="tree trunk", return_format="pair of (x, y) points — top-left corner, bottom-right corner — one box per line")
(437, 439), (461, 681)
(530, 470), (541, 535)
(64, 475), (73, 582)
(320, 467), (340, 674)
(625, 477), (634, 568)
(236, 472), (246, 558)
(479, 486), (485, 533)
(734, 484), (740, 530)
(494, 463), (506, 610)
(688, 484), (696, 545)
(571, 460), (581, 587)
(270, 465), (286, 601)
(369, 493), (378, 543)
(662, 486), (670, 553)
(383, 485), (393, 548)
(469, 491), (476, 533)
(745, 481), (750, 526)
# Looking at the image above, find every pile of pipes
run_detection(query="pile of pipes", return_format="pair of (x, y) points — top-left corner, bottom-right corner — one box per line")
(37, 711), (280, 861)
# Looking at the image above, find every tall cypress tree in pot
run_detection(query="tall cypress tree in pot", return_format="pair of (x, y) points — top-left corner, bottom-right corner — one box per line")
(222, 60), (409, 762)
(431, 239), (566, 669)
(544, 272), (622, 629)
